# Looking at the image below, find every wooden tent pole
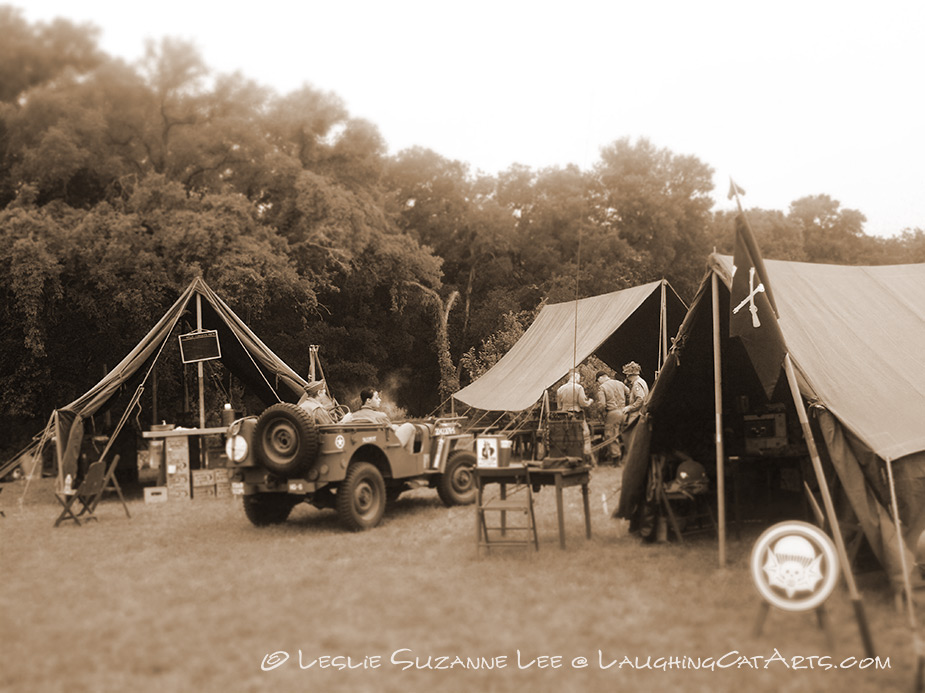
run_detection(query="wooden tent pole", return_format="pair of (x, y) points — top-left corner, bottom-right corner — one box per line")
(658, 280), (668, 374)
(151, 369), (158, 425)
(884, 458), (925, 689)
(783, 353), (875, 657)
(196, 293), (205, 429)
(711, 272), (727, 567)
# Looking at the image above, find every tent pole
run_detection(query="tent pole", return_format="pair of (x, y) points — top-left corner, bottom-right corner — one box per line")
(197, 293), (205, 429)
(783, 353), (875, 657)
(152, 368), (158, 425)
(884, 457), (924, 687)
(660, 280), (668, 371)
(711, 272), (727, 568)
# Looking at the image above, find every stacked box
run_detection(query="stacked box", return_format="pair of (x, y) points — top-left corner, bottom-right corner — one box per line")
(212, 467), (230, 483)
(198, 485), (217, 499)
(192, 469), (215, 486)
(169, 485), (191, 501)
(165, 437), (189, 467)
(165, 438), (191, 501)
(211, 466), (232, 499)
(192, 469), (215, 500)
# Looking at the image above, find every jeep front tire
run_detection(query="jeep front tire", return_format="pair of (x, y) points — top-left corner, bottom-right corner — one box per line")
(337, 462), (386, 531)
(437, 450), (477, 506)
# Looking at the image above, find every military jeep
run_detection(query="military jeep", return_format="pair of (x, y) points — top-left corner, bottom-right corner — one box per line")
(224, 403), (477, 531)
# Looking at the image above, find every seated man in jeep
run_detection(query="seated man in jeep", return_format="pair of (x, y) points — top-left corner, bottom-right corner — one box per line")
(342, 388), (415, 448)
(297, 380), (334, 424)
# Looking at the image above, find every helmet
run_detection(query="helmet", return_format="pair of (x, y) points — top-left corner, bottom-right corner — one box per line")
(622, 362), (641, 376)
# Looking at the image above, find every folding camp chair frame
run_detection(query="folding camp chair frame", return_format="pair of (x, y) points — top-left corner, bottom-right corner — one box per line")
(54, 459), (106, 527)
(53, 454), (130, 527)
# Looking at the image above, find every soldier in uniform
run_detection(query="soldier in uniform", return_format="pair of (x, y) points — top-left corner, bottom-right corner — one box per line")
(621, 361), (649, 425)
(297, 380), (334, 424)
(595, 370), (628, 464)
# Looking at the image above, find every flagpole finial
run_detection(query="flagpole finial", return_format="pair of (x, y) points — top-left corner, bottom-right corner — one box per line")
(728, 178), (746, 200)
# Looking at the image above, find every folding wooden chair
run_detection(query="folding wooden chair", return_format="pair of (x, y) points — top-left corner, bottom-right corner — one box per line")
(653, 455), (716, 543)
(55, 460), (106, 527)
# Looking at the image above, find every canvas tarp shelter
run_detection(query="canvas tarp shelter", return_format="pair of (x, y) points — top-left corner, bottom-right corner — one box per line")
(453, 280), (687, 412)
(619, 254), (925, 585)
(46, 277), (310, 482)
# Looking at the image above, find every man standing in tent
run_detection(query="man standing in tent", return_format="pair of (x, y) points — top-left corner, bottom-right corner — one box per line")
(595, 370), (627, 465)
(556, 369), (594, 465)
(621, 362), (649, 425)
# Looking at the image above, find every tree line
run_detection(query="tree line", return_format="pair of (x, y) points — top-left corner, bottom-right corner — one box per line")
(1, 7), (923, 454)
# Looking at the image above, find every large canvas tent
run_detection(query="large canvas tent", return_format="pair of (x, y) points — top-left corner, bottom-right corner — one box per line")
(453, 280), (687, 412)
(618, 254), (925, 585)
(41, 277), (311, 483)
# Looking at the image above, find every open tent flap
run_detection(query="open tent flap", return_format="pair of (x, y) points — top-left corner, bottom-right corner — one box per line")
(621, 254), (925, 585)
(453, 280), (687, 412)
(196, 280), (309, 402)
(49, 277), (311, 484)
(815, 407), (920, 589)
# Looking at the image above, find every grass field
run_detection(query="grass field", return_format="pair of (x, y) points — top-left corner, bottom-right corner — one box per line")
(0, 468), (916, 693)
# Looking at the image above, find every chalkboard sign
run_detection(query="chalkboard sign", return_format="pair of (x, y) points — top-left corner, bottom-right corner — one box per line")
(178, 330), (221, 363)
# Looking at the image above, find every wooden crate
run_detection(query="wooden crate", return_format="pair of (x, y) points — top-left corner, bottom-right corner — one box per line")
(191, 469), (215, 487)
(143, 486), (168, 504)
(211, 467), (230, 483)
(194, 485), (216, 499)
(165, 437), (189, 466)
(169, 485), (191, 501)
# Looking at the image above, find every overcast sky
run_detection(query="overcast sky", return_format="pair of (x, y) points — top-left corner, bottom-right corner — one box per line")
(22, 0), (925, 237)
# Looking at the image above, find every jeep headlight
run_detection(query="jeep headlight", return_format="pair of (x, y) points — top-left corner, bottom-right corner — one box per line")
(225, 434), (249, 463)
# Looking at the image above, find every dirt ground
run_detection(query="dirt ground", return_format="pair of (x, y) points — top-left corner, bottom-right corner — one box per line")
(0, 468), (916, 693)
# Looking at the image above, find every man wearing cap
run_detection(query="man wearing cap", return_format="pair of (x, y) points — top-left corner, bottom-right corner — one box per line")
(297, 380), (334, 424)
(621, 362), (649, 424)
(595, 370), (628, 464)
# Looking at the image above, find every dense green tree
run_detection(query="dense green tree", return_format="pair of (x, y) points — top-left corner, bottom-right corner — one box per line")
(0, 6), (102, 103)
(594, 137), (715, 300)
(708, 208), (806, 261)
(789, 194), (866, 263)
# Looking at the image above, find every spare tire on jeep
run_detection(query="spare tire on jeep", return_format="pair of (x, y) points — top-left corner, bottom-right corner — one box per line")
(253, 403), (320, 477)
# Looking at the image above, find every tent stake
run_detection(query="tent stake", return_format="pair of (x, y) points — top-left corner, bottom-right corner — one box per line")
(783, 353), (875, 657)
(711, 272), (727, 568)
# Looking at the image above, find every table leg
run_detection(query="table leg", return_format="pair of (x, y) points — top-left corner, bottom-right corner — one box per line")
(581, 481), (591, 539)
(500, 483), (507, 536)
(476, 481), (483, 553)
(555, 476), (566, 550)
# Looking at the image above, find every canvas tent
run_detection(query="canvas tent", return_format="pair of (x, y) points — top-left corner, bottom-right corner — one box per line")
(618, 254), (925, 586)
(453, 280), (687, 412)
(39, 277), (311, 484)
